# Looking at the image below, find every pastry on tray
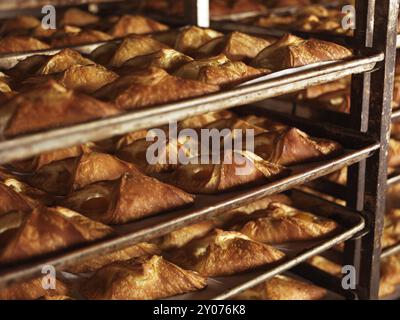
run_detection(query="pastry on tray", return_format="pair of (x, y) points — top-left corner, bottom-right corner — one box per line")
(178, 110), (235, 129)
(230, 202), (339, 244)
(1, 80), (120, 138)
(108, 15), (169, 38)
(0, 276), (71, 300)
(121, 48), (193, 73)
(80, 255), (207, 300)
(0, 182), (33, 216)
(382, 210), (400, 249)
(59, 8), (100, 27)
(174, 26), (223, 55)
(51, 30), (112, 48)
(380, 254), (400, 298)
(0, 36), (50, 54)
(0, 206), (113, 264)
(94, 67), (219, 110)
(251, 34), (352, 71)
(0, 15), (41, 36)
(233, 275), (327, 300)
(66, 242), (161, 273)
(62, 172), (195, 224)
(27, 152), (138, 196)
(388, 139), (400, 169)
(170, 229), (285, 277)
(166, 150), (290, 194)
(174, 54), (266, 87)
(196, 31), (273, 61)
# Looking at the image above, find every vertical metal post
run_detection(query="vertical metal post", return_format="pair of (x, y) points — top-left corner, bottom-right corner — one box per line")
(358, 0), (399, 300)
(184, 0), (210, 27)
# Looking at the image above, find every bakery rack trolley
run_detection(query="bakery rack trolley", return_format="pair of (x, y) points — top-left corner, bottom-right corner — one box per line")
(0, 0), (397, 300)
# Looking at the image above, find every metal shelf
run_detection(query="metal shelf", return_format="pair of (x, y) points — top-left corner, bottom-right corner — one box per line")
(0, 50), (383, 165)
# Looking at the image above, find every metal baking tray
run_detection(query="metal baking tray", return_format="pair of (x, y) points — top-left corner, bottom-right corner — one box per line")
(0, 105), (377, 291)
(0, 48), (383, 164)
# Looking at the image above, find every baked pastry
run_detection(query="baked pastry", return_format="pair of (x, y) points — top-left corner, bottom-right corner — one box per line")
(380, 254), (400, 298)
(230, 202), (339, 244)
(241, 115), (288, 132)
(0, 15), (41, 35)
(66, 242), (161, 273)
(62, 172), (195, 224)
(0, 206), (113, 264)
(252, 34), (352, 71)
(296, 79), (349, 100)
(174, 26), (223, 55)
(210, 0), (266, 16)
(255, 14), (296, 29)
(0, 36), (50, 54)
(10, 143), (97, 172)
(174, 54), (266, 87)
(252, 127), (342, 166)
(170, 229), (285, 276)
(179, 110), (235, 129)
(197, 31), (273, 61)
(234, 275), (327, 300)
(80, 255), (207, 300)
(109, 15), (169, 38)
(0, 183), (33, 216)
(307, 88), (351, 113)
(59, 8), (100, 27)
(105, 35), (169, 68)
(1, 80), (120, 138)
(382, 210), (400, 249)
(95, 67), (219, 110)
(167, 150), (290, 194)
(27, 152), (138, 196)
(51, 30), (112, 48)
(388, 139), (400, 168)
(0, 277), (70, 300)
(308, 255), (341, 276)
(158, 221), (218, 250)
(121, 48), (193, 73)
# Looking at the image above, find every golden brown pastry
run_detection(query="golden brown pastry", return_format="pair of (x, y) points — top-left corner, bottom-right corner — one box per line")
(174, 26), (223, 55)
(171, 229), (285, 276)
(296, 79), (349, 101)
(241, 115), (288, 132)
(380, 254), (400, 298)
(175, 54), (266, 87)
(51, 30), (112, 48)
(27, 152), (138, 196)
(66, 242), (161, 273)
(252, 34), (352, 71)
(2, 80), (120, 138)
(255, 14), (296, 29)
(62, 172), (195, 224)
(109, 15), (169, 38)
(95, 67), (219, 110)
(388, 139), (400, 168)
(158, 221), (218, 251)
(197, 31), (273, 61)
(106, 35), (169, 68)
(0, 36), (50, 54)
(10, 143), (97, 172)
(210, 0), (266, 16)
(0, 206), (113, 264)
(59, 8), (100, 27)
(0, 15), (40, 35)
(0, 277), (70, 300)
(0, 183), (33, 216)
(167, 150), (289, 194)
(307, 88), (351, 113)
(80, 255), (207, 300)
(233, 275), (327, 300)
(308, 255), (341, 276)
(382, 210), (400, 249)
(121, 48), (193, 73)
(179, 110), (235, 129)
(231, 202), (339, 244)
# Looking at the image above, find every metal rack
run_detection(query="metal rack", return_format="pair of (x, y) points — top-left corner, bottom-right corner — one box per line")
(0, 0), (398, 301)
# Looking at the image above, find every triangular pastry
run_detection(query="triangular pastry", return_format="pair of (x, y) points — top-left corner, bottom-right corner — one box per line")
(0, 36), (50, 54)
(109, 15), (169, 38)
(2, 80), (120, 138)
(174, 54), (266, 87)
(0, 15), (41, 35)
(59, 8), (100, 27)
(174, 26), (223, 55)
(106, 35), (169, 67)
(0, 277), (70, 300)
(62, 172), (195, 224)
(197, 31), (273, 61)
(252, 34), (352, 71)
(0, 206), (114, 264)
(234, 275), (327, 300)
(170, 229), (285, 276)
(167, 151), (290, 194)
(51, 30), (112, 48)
(27, 152), (138, 196)
(230, 202), (339, 244)
(94, 67), (219, 110)
(66, 242), (161, 273)
(80, 255), (207, 300)
(121, 48), (193, 73)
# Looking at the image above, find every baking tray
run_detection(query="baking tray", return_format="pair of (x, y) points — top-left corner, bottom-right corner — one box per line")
(0, 49), (384, 164)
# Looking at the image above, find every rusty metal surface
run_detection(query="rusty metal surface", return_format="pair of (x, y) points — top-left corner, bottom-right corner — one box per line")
(0, 52), (383, 165)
